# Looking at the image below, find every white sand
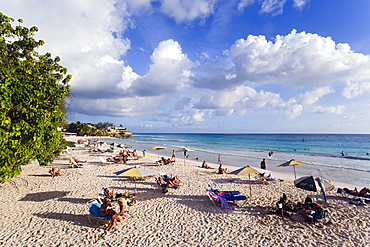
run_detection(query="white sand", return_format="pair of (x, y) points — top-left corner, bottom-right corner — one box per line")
(0, 136), (369, 246)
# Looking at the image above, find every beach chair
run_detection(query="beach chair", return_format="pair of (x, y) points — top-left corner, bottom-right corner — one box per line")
(99, 157), (115, 165)
(69, 158), (84, 168)
(156, 160), (175, 166)
(207, 191), (232, 210)
(207, 184), (248, 206)
(86, 199), (113, 224)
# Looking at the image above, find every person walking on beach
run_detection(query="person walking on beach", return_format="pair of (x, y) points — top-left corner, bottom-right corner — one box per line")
(172, 150), (176, 161)
(217, 154), (221, 164)
(260, 158), (266, 169)
(142, 150), (146, 157)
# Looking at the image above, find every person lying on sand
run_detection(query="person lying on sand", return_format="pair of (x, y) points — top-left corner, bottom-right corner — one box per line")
(157, 176), (178, 188)
(104, 188), (135, 198)
(158, 157), (172, 163)
(201, 161), (215, 169)
(217, 164), (227, 174)
(163, 175), (186, 186)
(107, 197), (129, 232)
(343, 187), (370, 196)
(72, 157), (87, 163)
(99, 198), (117, 217)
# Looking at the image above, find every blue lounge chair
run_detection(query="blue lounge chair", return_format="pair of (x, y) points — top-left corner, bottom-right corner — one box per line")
(207, 184), (248, 205)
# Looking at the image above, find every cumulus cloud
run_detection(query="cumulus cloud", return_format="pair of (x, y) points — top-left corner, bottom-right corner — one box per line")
(130, 39), (194, 96)
(312, 105), (345, 114)
(194, 85), (282, 116)
(169, 109), (205, 126)
(160, 0), (216, 23)
(342, 81), (370, 99)
(73, 96), (163, 117)
(225, 30), (370, 88)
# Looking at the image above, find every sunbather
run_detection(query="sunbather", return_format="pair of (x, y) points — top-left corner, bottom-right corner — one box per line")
(343, 187), (370, 196)
(49, 168), (63, 176)
(107, 197), (128, 232)
(104, 188), (135, 198)
(157, 176), (178, 188)
(217, 164), (227, 174)
(72, 157), (87, 163)
(163, 175), (186, 186)
(99, 198), (117, 217)
(201, 161), (214, 169)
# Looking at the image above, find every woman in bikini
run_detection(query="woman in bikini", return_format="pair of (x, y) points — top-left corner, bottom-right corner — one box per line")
(107, 198), (128, 232)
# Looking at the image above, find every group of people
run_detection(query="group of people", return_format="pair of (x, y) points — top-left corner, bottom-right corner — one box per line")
(275, 194), (328, 223)
(99, 188), (137, 231)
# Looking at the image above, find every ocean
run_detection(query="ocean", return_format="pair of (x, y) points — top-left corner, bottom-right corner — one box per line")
(100, 133), (370, 187)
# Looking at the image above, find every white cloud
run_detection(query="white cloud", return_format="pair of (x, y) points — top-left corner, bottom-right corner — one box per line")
(293, 0), (310, 10)
(342, 81), (370, 99)
(73, 96), (163, 117)
(228, 30), (370, 88)
(130, 39), (194, 96)
(169, 109), (204, 126)
(312, 105), (345, 114)
(260, 0), (286, 15)
(238, 0), (256, 11)
(160, 0), (216, 23)
(297, 87), (334, 105)
(195, 85), (282, 116)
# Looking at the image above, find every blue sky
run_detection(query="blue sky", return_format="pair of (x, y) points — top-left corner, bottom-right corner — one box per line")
(3, 0), (370, 133)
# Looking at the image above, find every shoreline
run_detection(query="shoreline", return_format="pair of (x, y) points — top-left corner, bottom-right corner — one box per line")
(1, 135), (369, 246)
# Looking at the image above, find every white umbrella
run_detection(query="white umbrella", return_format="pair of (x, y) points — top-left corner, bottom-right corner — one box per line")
(175, 147), (194, 165)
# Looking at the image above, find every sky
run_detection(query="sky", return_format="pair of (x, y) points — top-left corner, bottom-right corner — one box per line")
(2, 0), (370, 133)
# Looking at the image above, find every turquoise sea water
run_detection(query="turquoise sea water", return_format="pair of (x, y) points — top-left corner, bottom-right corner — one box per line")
(101, 133), (370, 187)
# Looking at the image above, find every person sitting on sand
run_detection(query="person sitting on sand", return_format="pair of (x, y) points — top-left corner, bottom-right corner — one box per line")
(99, 198), (117, 217)
(343, 187), (370, 196)
(107, 197), (129, 232)
(202, 161), (214, 169)
(49, 168), (63, 177)
(217, 164), (227, 174)
(275, 195), (292, 219)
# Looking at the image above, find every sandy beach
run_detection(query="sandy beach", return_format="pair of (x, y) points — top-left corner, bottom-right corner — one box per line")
(0, 136), (369, 246)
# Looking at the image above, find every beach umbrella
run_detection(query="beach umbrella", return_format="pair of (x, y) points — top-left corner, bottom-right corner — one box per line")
(294, 175), (335, 202)
(278, 159), (307, 180)
(229, 165), (269, 199)
(151, 146), (167, 159)
(175, 147), (195, 165)
(116, 166), (157, 192)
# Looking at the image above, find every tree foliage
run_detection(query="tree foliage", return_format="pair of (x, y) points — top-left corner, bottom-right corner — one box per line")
(0, 13), (72, 183)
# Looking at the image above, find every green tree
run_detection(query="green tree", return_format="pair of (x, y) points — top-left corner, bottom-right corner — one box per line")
(0, 13), (72, 183)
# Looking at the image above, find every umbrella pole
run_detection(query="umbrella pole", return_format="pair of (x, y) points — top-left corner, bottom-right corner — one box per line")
(249, 174), (252, 200)
(293, 165), (297, 180)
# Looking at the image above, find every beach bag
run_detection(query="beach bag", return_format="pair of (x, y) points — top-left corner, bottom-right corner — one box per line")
(314, 208), (325, 219)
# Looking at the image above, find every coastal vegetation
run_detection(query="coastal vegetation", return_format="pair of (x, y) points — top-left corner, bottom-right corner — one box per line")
(64, 121), (132, 138)
(0, 13), (71, 183)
